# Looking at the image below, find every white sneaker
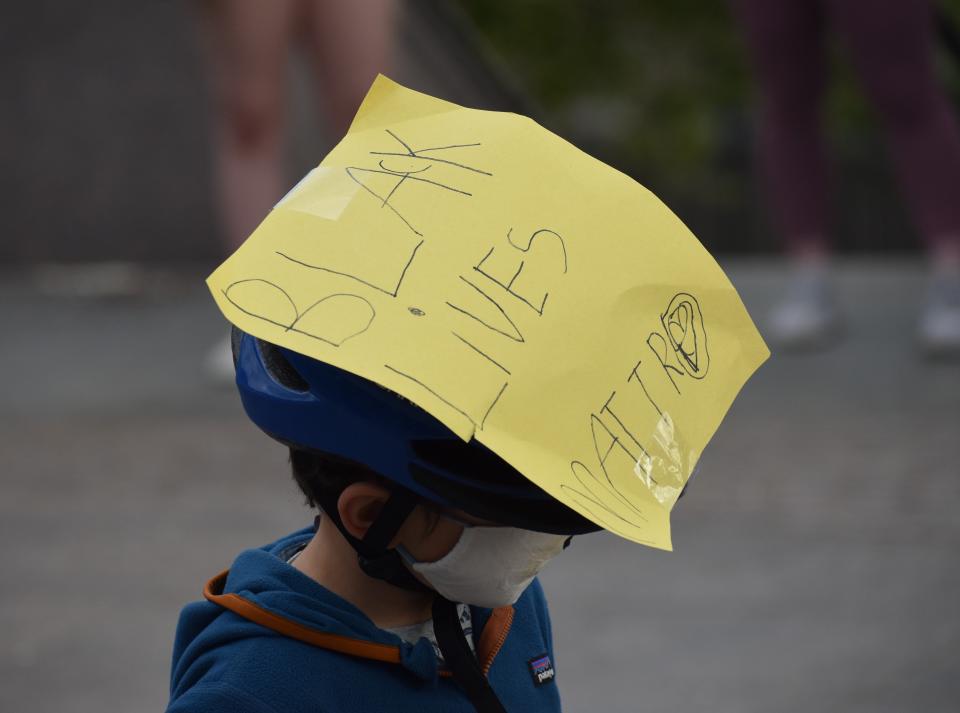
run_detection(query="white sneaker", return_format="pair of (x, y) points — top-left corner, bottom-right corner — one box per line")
(768, 264), (842, 349)
(919, 270), (960, 358)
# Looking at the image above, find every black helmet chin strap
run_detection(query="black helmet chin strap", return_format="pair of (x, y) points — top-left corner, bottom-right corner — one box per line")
(313, 486), (432, 594)
(314, 487), (509, 713)
(433, 596), (509, 713)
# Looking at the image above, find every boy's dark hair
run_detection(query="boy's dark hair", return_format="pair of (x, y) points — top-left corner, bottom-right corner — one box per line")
(288, 447), (387, 509)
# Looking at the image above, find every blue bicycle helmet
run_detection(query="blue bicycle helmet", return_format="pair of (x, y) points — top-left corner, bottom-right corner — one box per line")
(232, 327), (600, 536)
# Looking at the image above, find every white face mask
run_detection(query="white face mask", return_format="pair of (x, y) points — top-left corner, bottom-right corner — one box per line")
(399, 523), (570, 608)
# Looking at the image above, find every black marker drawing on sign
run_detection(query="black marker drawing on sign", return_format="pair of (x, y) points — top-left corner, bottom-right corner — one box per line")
(384, 364), (476, 425)
(223, 279), (374, 347)
(346, 129), (491, 236)
(558, 412), (655, 531)
(446, 275), (525, 343)
(556, 484), (648, 542)
(562, 294), (709, 534)
(507, 228), (568, 271)
(375, 161), (431, 210)
(474, 228), (567, 316)
(275, 239), (423, 298)
(591, 409), (658, 505)
(561, 379), (675, 533)
(600, 391), (655, 482)
(560, 490), (647, 544)
(628, 360), (663, 417)
(561, 458), (648, 527)
(383, 364), (508, 432)
(647, 292), (709, 395)
(452, 332), (512, 375)
(345, 167), (422, 235)
(662, 292), (709, 378)
(647, 332), (683, 394)
(559, 482), (623, 530)
(371, 136), (492, 176)
(408, 307), (426, 317)
(480, 382), (508, 430)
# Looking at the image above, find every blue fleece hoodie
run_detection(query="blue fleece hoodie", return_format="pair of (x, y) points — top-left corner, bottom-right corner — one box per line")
(167, 528), (561, 712)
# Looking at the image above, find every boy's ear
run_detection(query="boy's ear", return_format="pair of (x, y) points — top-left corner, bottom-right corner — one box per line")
(337, 482), (391, 540)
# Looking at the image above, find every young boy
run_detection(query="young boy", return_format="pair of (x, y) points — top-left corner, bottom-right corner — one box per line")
(168, 76), (767, 712)
(167, 329), (599, 712)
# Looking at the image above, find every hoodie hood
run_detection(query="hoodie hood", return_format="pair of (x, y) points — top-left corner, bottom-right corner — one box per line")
(168, 528), (559, 713)
(173, 528), (513, 684)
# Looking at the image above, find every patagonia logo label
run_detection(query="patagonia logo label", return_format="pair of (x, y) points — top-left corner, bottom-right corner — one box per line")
(528, 653), (555, 686)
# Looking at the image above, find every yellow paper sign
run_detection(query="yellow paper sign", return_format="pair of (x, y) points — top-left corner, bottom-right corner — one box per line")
(208, 75), (769, 550)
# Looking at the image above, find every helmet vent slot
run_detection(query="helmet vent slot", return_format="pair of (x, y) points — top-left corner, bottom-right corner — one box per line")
(257, 339), (310, 392)
(230, 326), (244, 368)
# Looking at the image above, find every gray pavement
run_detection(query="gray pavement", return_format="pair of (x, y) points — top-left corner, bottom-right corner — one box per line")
(1, 260), (958, 713)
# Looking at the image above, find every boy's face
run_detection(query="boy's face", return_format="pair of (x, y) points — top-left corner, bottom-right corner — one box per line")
(394, 505), (497, 565)
(337, 481), (570, 607)
(336, 481), (497, 565)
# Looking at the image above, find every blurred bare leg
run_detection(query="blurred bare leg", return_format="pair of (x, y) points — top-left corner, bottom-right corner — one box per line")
(201, 0), (297, 251)
(732, 0), (842, 347)
(731, 0), (830, 260)
(300, 0), (398, 136)
(831, 0), (960, 354)
(831, 1), (960, 258)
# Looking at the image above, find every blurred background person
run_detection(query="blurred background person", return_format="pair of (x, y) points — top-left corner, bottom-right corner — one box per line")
(732, 0), (960, 355)
(196, 0), (397, 376)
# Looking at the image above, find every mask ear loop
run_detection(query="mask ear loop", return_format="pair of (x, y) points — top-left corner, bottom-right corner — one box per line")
(433, 596), (508, 713)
